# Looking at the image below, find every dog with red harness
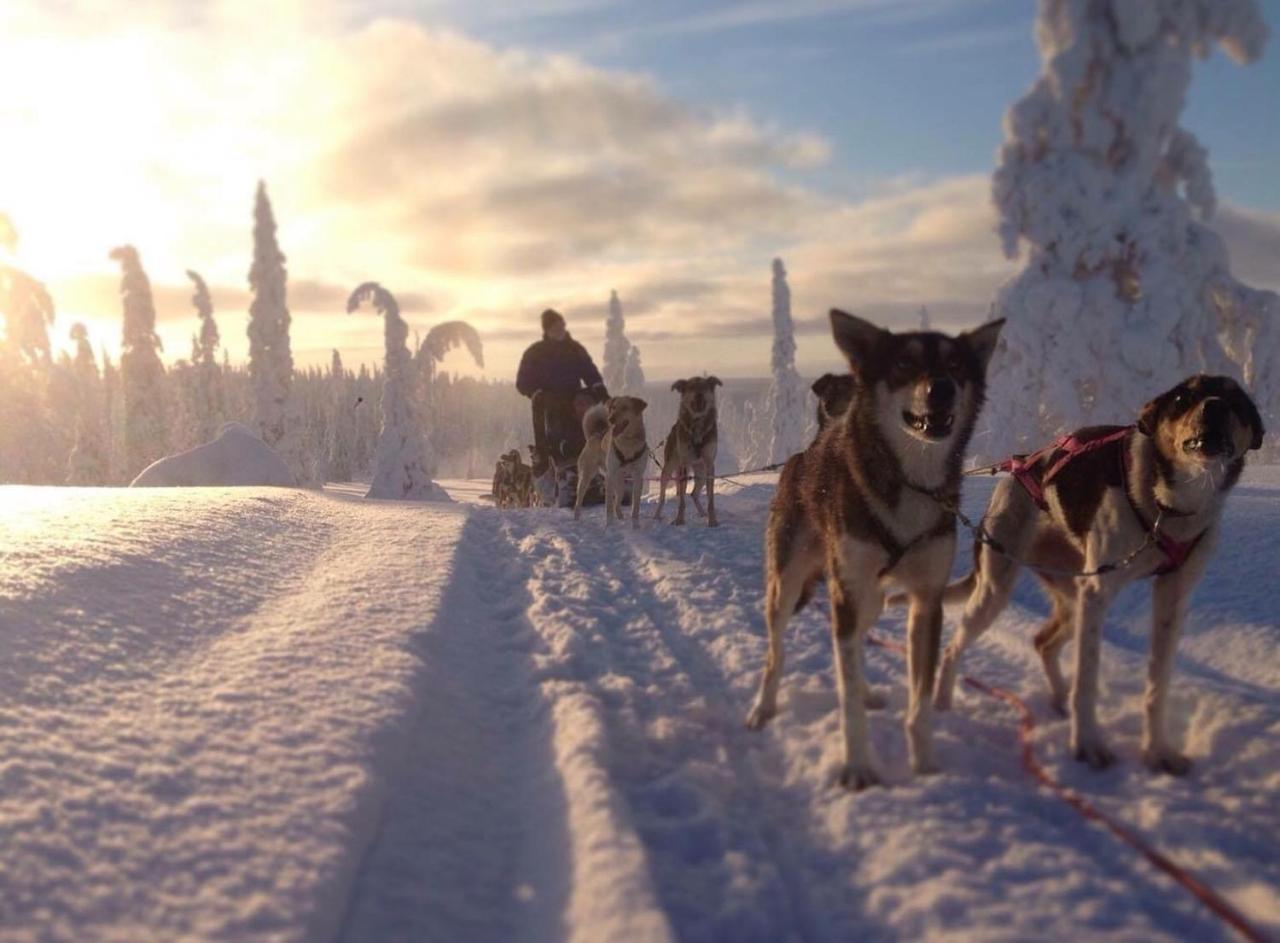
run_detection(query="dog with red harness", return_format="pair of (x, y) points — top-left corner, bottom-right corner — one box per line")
(928, 375), (1264, 774)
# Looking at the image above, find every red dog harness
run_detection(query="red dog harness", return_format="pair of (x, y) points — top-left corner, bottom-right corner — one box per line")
(996, 426), (1202, 576)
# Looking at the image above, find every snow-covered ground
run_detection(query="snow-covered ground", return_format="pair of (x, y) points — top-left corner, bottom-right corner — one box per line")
(1, 470), (1277, 942)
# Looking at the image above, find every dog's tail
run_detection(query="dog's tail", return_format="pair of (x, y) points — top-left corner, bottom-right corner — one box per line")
(582, 403), (609, 441)
(883, 571), (975, 609)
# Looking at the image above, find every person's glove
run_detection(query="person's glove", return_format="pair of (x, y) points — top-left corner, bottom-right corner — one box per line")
(588, 383), (610, 402)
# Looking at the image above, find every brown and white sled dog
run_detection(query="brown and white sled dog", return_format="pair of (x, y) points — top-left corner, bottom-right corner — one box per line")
(745, 310), (1004, 789)
(654, 376), (722, 527)
(574, 396), (650, 527)
(929, 375), (1264, 774)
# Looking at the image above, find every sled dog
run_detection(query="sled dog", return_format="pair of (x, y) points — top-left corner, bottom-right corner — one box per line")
(491, 450), (520, 508)
(745, 310), (1003, 789)
(812, 373), (856, 432)
(927, 375), (1264, 774)
(574, 396), (650, 527)
(654, 376), (722, 527)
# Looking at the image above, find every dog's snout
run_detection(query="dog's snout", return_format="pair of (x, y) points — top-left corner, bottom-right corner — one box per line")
(693, 394), (706, 411)
(1200, 397), (1226, 424)
(925, 377), (956, 410)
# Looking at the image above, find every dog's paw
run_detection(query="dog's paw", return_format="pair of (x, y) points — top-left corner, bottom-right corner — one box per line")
(1142, 747), (1192, 776)
(744, 703), (776, 731)
(862, 688), (887, 710)
(838, 763), (882, 791)
(1049, 694), (1069, 719)
(1071, 736), (1116, 770)
(671, 517), (686, 527)
(707, 518), (719, 528)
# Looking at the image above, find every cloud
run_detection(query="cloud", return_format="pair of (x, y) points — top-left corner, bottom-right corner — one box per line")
(1215, 204), (1280, 292)
(21, 1), (1265, 384)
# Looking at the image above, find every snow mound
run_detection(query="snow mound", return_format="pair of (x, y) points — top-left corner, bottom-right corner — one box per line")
(130, 422), (296, 487)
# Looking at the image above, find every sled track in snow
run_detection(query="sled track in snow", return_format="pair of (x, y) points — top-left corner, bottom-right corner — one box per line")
(337, 513), (571, 943)
(504, 512), (846, 942)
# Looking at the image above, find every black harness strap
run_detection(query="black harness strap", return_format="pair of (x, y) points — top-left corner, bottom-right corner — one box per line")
(678, 415), (715, 454)
(876, 480), (958, 579)
(612, 442), (647, 466)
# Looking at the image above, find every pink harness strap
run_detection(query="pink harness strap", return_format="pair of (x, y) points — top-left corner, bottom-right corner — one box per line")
(998, 426), (1134, 512)
(998, 425), (1203, 577)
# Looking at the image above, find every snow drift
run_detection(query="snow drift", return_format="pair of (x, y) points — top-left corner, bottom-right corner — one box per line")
(130, 421), (296, 487)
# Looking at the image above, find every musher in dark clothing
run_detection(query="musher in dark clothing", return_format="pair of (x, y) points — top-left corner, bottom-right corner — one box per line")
(512, 309), (606, 504)
(517, 309), (609, 505)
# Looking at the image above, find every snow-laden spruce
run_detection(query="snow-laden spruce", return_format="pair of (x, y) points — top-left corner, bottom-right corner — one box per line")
(186, 270), (224, 446)
(980, 0), (1278, 460)
(326, 350), (357, 483)
(622, 342), (646, 396)
(416, 319), (484, 476)
(350, 282), (449, 501)
(0, 215), (55, 365)
(66, 323), (108, 485)
(602, 289), (631, 393)
(111, 245), (169, 479)
(766, 258), (806, 465)
(247, 182), (310, 481)
(0, 268), (54, 365)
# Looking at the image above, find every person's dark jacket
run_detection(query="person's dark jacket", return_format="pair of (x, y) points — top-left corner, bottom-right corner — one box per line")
(516, 332), (605, 399)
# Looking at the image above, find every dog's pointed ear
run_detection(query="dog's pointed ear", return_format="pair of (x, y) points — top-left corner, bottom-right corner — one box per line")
(1137, 395), (1162, 437)
(1229, 387), (1265, 451)
(634, 397), (648, 413)
(811, 373), (833, 396)
(706, 376), (722, 389)
(830, 309), (884, 369)
(671, 379), (687, 393)
(962, 318), (1005, 372)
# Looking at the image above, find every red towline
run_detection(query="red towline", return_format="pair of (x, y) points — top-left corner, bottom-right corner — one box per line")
(866, 634), (1268, 943)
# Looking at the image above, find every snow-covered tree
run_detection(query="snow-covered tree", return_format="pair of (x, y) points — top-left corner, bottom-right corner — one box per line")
(187, 269), (224, 444)
(101, 350), (123, 482)
(66, 323), (108, 484)
(602, 289), (630, 392)
(980, 0), (1277, 460)
(416, 320), (483, 475)
(622, 343), (646, 395)
(349, 282), (447, 500)
(0, 218), (55, 365)
(248, 182), (309, 479)
(918, 305), (932, 331)
(326, 349), (357, 482)
(111, 245), (168, 478)
(766, 258), (806, 464)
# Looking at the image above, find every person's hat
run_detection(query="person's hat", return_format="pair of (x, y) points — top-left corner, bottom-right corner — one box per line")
(541, 308), (565, 332)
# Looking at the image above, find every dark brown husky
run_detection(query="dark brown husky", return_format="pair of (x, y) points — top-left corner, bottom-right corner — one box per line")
(745, 310), (1003, 789)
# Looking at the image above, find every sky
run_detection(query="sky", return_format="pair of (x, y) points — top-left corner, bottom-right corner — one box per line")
(1, 0), (1277, 381)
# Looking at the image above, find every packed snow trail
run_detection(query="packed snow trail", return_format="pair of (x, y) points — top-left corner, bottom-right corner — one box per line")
(0, 488), (467, 942)
(1, 473), (1276, 941)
